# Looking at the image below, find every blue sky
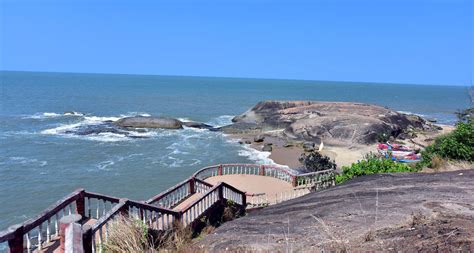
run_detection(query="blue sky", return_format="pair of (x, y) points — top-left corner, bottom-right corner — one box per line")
(0, 0), (472, 85)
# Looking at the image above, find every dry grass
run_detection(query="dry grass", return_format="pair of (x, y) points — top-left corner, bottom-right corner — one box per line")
(158, 221), (193, 252)
(430, 155), (446, 170)
(103, 215), (156, 253)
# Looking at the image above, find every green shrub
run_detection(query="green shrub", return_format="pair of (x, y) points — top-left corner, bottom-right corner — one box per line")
(299, 151), (337, 172)
(336, 154), (417, 184)
(421, 121), (474, 166)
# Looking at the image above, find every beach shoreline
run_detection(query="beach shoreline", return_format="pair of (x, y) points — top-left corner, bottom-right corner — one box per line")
(227, 123), (456, 169)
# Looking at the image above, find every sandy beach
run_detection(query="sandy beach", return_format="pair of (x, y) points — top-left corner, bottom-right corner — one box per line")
(228, 123), (455, 169)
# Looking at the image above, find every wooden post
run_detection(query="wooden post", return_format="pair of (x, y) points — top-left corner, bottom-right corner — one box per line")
(259, 165), (265, 176)
(119, 199), (129, 217)
(218, 164), (223, 176)
(76, 190), (86, 218)
(65, 222), (83, 253)
(60, 214), (82, 253)
(82, 225), (93, 253)
(7, 224), (23, 253)
(292, 176), (297, 187)
(189, 178), (196, 195)
(218, 185), (224, 204)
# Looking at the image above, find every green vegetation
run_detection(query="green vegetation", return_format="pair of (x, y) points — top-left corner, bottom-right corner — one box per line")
(299, 151), (337, 172)
(337, 108), (473, 184)
(336, 154), (417, 184)
(419, 117), (474, 168)
(422, 122), (473, 163)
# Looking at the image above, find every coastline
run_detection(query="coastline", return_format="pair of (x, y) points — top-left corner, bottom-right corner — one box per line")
(227, 123), (456, 169)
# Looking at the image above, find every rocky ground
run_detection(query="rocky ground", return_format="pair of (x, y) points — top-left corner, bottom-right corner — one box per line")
(192, 170), (474, 252)
(222, 101), (449, 168)
(221, 100), (438, 145)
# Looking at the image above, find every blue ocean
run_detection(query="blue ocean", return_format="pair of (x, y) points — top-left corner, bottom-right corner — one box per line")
(0, 71), (470, 231)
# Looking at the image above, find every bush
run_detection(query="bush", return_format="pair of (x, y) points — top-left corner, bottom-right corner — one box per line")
(299, 151), (337, 172)
(103, 215), (155, 253)
(421, 121), (474, 165)
(336, 154), (418, 184)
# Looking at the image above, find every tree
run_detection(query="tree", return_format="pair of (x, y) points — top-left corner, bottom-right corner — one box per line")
(455, 107), (474, 123)
(299, 151), (337, 172)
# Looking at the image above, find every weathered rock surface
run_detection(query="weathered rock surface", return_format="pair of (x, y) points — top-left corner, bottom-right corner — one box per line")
(302, 141), (315, 152)
(254, 135), (265, 143)
(221, 101), (432, 145)
(182, 121), (214, 130)
(195, 170), (474, 252)
(114, 117), (183, 129)
(262, 143), (272, 152)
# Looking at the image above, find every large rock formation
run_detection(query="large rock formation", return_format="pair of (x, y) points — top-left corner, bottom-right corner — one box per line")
(114, 117), (183, 129)
(221, 101), (431, 145)
(194, 170), (474, 252)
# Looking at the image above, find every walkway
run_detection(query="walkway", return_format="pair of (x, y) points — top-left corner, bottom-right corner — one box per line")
(205, 174), (294, 195)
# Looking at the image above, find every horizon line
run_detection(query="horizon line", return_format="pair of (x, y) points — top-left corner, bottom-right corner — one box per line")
(1, 69), (471, 87)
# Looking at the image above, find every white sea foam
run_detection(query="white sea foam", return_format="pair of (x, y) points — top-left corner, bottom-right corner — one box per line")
(96, 160), (115, 170)
(206, 115), (234, 127)
(397, 111), (426, 117)
(24, 112), (62, 119)
(237, 145), (283, 166)
(177, 117), (192, 122)
(1, 157), (48, 167)
(120, 112), (151, 117)
(23, 112), (88, 119)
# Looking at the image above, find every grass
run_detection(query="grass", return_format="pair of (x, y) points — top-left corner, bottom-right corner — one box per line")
(103, 215), (155, 253)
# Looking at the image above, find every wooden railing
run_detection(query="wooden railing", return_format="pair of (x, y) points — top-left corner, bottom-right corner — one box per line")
(181, 182), (246, 227)
(0, 189), (121, 253)
(83, 199), (180, 253)
(295, 169), (336, 189)
(246, 187), (311, 208)
(194, 164), (335, 188)
(146, 177), (213, 209)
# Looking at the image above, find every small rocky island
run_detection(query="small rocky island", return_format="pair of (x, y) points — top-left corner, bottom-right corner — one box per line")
(221, 101), (436, 145)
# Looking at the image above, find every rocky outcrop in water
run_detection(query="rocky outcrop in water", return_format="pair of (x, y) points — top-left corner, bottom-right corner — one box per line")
(115, 117), (183, 129)
(220, 101), (433, 145)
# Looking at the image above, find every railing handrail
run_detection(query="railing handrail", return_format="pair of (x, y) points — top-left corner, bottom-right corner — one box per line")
(180, 181), (246, 213)
(146, 177), (193, 204)
(296, 168), (336, 177)
(22, 188), (84, 232)
(194, 177), (214, 188)
(0, 189), (123, 245)
(84, 191), (121, 203)
(90, 198), (181, 234)
(90, 199), (127, 233)
(180, 183), (221, 212)
(127, 200), (179, 216)
(0, 226), (16, 243)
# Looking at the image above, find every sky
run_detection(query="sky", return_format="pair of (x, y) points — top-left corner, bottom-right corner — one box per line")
(0, 0), (472, 86)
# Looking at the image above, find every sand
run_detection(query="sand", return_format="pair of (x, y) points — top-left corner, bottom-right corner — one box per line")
(229, 124), (456, 169)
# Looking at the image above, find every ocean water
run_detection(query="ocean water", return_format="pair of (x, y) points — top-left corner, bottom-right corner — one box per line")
(0, 71), (470, 231)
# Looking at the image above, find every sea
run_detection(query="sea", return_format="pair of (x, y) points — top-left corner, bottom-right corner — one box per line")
(0, 71), (471, 233)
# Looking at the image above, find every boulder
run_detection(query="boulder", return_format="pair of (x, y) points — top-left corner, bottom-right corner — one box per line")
(114, 117), (183, 129)
(283, 142), (294, 148)
(182, 121), (214, 130)
(262, 143), (273, 152)
(303, 141), (315, 152)
(254, 135), (265, 142)
(224, 101), (431, 145)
